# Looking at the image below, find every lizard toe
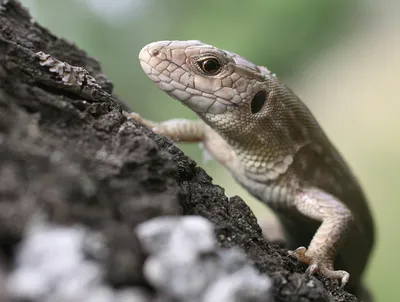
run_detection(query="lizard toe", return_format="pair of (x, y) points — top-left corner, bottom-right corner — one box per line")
(305, 263), (319, 276)
(309, 259), (350, 288)
(288, 246), (312, 264)
(289, 247), (350, 288)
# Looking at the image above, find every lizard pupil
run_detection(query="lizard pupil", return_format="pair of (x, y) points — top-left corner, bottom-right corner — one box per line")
(200, 58), (221, 75)
(251, 90), (267, 114)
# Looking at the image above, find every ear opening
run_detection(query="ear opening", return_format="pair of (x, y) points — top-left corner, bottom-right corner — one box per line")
(251, 90), (267, 114)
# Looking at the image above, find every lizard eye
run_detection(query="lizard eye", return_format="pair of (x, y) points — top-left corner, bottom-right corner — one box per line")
(197, 57), (221, 75)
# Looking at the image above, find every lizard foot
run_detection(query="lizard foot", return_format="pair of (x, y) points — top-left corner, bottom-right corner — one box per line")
(124, 112), (158, 130)
(125, 112), (144, 124)
(288, 247), (350, 288)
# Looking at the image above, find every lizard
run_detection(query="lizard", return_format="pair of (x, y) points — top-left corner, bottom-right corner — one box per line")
(129, 40), (375, 298)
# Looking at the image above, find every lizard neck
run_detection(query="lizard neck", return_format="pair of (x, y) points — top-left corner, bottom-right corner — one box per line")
(199, 113), (298, 182)
(224, 134), (295, 182)
(243, 143), (293, 180)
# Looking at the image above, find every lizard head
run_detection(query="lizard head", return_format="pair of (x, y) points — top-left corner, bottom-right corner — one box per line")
(139, 40), (305, 146)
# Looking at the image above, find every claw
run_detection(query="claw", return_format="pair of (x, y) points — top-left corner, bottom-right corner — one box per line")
(306, 263), (318, 276)
(293, 246), (307, 255)
(288, 246), (312, 264)
(340, 272), (350, 288)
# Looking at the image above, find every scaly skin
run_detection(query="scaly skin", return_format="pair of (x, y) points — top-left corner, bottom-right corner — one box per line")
(130, 40), (374, 296)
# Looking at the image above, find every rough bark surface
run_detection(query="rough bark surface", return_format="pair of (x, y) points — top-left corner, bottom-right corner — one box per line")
(0, 1), (358, 301)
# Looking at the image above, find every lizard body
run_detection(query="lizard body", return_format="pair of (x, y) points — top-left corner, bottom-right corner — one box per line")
(131, 40), (374, 296)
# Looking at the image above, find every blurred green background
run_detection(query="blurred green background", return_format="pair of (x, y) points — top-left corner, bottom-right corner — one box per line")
(20, 0), (399, 300)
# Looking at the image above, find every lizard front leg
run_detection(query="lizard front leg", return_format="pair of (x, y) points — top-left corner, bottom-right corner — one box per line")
(126, 112), (237, 166)
(126, 112), (206, 142)
(288, 187), (354, 287)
